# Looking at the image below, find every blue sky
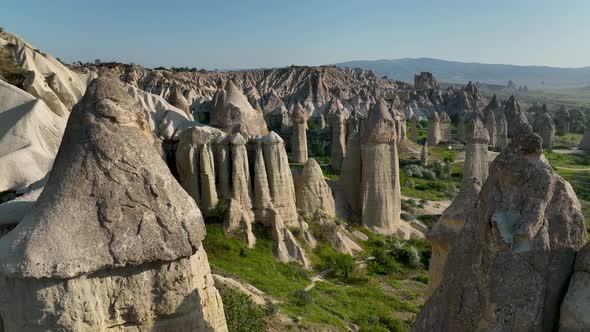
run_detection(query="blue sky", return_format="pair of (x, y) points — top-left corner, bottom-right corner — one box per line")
(2, 0), (589, 69)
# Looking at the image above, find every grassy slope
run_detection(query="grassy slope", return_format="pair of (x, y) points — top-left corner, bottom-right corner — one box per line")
(203, 223), (427, 331)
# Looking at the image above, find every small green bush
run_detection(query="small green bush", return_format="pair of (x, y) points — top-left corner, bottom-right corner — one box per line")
(316, 246), (355, 278)
(219, 287), (267, 332)
(294, 289), (313, 306)
(204, 201), (227, 224)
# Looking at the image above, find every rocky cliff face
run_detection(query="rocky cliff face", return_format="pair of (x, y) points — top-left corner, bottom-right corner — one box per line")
(463, 114), (489, 183)
(413, 128), (587, 332)
(0, 78), (227, 331)
(559, 242), (590, 330)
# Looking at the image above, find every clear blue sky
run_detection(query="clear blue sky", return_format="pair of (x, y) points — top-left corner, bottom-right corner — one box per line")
(2, 0), (589, 69)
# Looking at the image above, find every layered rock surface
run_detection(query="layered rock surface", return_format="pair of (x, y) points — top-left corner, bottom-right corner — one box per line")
(0, 78), (227, 331)
(559, 242), (590, 330)
(463, 114), (489, 183)
(295, 158), (336, 218)
(414, 129), (587, 332)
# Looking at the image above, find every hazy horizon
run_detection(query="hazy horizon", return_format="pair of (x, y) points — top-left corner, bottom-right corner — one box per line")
(2, 0), (589, 70)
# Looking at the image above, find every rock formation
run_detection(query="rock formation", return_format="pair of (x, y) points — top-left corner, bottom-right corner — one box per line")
(504, 95), (529, 137)
(211, 80), (268, 138)
(262, 132), (298, 226)
(534, 111), (556, 148)
(414, 72), (438, 90)
(229, 133), (253, 210)
(341, 127), (362, 218)
(495, 111), (509, 150)
(295, 159), (336, 218)
(463, 114), (489, 183)
(559, 242), (590, 330)
(269, 209), (309, 268)
(414, 128), (587, 332)
(425, 177), (481, 298)
(0, 78), (227, 331)
(410, 114), (418, 142)
(167, 85), (191, 118)
(439, 112), (452, 142)
(291, 102), (309, 163)
(484, 109), (497, 148)
(427, 111), (441, 145)
(224, 199), (256, 248)
(420, 142), (428, 167)
(327, 102), (347, 170)
(359, 100), (402, 235)
(554, 105), (571, 133)
(580, 124), (590, 150)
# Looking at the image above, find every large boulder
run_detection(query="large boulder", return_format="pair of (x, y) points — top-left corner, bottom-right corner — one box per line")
(413, 128), (587, 332)
(0, 78), (227, 331)
(534, 111), (556, 149)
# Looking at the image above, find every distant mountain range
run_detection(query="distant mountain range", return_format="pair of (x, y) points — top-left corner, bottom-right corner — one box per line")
(335, 58), (590, 89)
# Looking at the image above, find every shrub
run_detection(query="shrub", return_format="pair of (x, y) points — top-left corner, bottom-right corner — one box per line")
(316, 246), (355, 278)
(204, 201), (227, 224)
(294, 289), (313, 306)
(428, 180), (447, 191)
(403, 164), (423, 177)
(368, 248), (400, 275)
(219, 287), (267, 332)
(422, 169), (436, 180)
(392, 245), (420, 268)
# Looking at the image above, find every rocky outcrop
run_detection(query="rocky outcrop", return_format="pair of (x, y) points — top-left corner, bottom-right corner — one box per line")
(484, 109), (497, 148)
(559, 242), (590, 330)
(463, 114), (489, 183)
(439, 112), (452, 142)
(229, 133), (253, 211)
(534, 111), (556, 148)
(410, 114), (418, 143)
(224, 199), (256, 248)
(211, 80), (268, 138)
(425, 177), (481, 298)
(269, 209), (309, 268)
(496, 111), (509, 150)
(291, 102), (309, 163)
(327, 100), (347, 170)
(504, 95), (529, 137)
(414, 128), (587, 332)
(167, 85), (191, 119)
(414, 72), (438, 90)
(0, 79), (66, 193)
(420, 142), (428, 167)
(341, 128), (362, 218)
(359, 100), (403, 235)
(580, 124), (590, 150)
(295, 159), (336, 218)
(554, 105), (571, 133)
(427, 112), (441, 145)
(0, 78), (227, 331)
(262, 132), (298, 226)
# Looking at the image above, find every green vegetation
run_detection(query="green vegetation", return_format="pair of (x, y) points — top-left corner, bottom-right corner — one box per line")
(545, 150), (590, 169)
(219, 287), (268, 332)
(203, 222), (428, 330)
(558, 133), (584, 144)
(0, 42), (27, 88)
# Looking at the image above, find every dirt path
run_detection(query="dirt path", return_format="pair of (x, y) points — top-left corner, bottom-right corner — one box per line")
(554, 166), (590, 171)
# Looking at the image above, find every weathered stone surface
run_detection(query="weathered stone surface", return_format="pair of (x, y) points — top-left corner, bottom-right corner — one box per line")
(360, 100), (402, 235)
(504, 95), (529, 137)
(463, 114), (489, 183)
(414, 72), (438, 90)
(327, 101), (347, 171)
(0, 78), (227, 331)
(211, 80), (268, 138)
(199, 143), (218, 211)
(229, 133), (252, 210)
(425, 177), (481, 298)
(559, 242), (590, 331)
(427, 112), (441, 146)
(291, 102), (308, 163)
(167, 86), (191, 118)
(414, 129), (587, 332)
(410, 115), (418, 143)
(340, 130), (362, 218)
(439, 112), (452, 142)
(295, 158), (336, 218)
(269, 209), (309, 268)
(224, 199), (256, 248)
(534, 111), (556, 148)
(495, 111), (509, 150)
(420, 142), (428, 167)
(252, 141), (273, 224)
(484, 109), (497, 148)
(262, 132), (298, 226)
